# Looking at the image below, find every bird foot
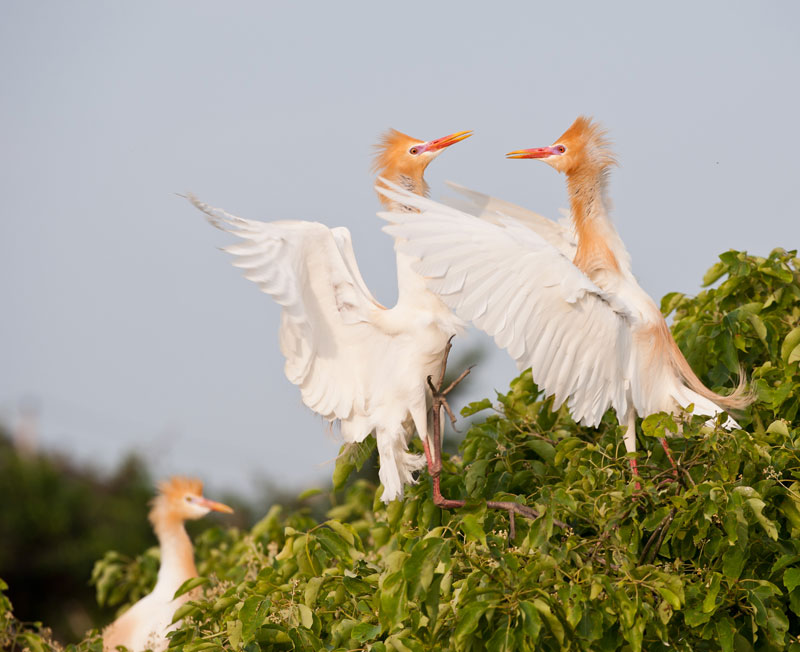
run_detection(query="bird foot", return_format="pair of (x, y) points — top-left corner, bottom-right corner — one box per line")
(424, 336), (568, 541)
(432, 488), (555, 541)
(430, 473), (569, 540)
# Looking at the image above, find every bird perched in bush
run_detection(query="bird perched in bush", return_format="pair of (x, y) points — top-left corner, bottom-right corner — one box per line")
(102, 477), (232, 652)
(186, 129), (471, 503)
(379, 116), (751, 478)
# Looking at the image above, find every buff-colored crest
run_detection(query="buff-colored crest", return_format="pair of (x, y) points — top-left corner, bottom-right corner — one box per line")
(556, 116), (617, 172)
(157, 476), (203, 501)
(371, 129), (422, 175)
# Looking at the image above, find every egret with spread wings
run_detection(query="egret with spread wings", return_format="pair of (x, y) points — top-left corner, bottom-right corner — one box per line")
(187, 129), (471, 502)
(379, 117), (751, 478)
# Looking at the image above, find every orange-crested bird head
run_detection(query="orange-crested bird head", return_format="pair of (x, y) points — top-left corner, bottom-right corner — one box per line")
(373, 128), (472, 204)
(506, 116), (616, 177)
(148, 476), (233, 528)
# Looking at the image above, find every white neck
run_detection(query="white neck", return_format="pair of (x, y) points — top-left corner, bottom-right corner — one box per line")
(378, 173), (439, 305)
(152, 518), (196, 598)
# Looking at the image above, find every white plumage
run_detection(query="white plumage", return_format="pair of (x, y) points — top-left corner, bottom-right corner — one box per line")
(188, 129), (470, 501)
(378, 117), (750, 473)
(103, 478), (232, 652)
(380, 194), (632, 425)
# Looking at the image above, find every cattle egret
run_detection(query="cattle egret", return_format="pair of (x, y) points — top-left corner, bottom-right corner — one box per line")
(378, 116), (751, 480)
(103, 477), (233, 652)
(186, 130), (472, 504)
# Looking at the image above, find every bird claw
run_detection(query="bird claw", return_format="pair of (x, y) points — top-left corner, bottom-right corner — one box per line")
(425, 338), (567, 540)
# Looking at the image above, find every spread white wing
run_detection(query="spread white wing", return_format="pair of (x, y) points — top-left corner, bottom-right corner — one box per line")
(441, 181), (577, 259)
(378, 182), (634, 426)
(187, 194), (390, 426)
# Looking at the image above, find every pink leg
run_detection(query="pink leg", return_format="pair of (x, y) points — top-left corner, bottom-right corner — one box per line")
(422, 438), (434, 471)
(629, 457), (641, 491)
(423, 337), (569, 537)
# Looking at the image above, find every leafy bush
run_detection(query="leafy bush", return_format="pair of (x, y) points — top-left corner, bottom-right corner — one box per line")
(3, 247), (799, 651)
(0, 438), (156, 644)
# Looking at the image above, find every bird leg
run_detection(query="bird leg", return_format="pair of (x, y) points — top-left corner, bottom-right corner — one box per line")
(424, 337), (560, 534)
(625, 410), (643, 491)
(628, 458), (642, 493)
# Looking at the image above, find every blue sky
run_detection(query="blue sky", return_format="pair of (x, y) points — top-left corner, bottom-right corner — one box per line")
(1, 1), (798, 497)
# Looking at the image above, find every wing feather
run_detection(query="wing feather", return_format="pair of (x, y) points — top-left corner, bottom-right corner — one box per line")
(187, 194), (388, 426)
(378, 182), (634, 426)
(442, 181), (577, 258)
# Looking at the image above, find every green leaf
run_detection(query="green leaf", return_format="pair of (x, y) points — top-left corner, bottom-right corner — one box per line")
(379, 571), (407, 629)
(227, 619), (242, 649)
(661, 291), (685, 316)
(702, 573), (721, 613)
(170, 602), (199, 624)
(527, 439), (556, 463)
(746, 497), (778, 540)
(532, 599), (565, 645)
(641, 412), (678, 438)
(240, 595), (270, 641)
(404, 537), (447, 598)
(173, 576), (208, 599)
(296, 603), (313, 629)
(715, 616), (735, 652)
(723, 544), (746, 580)
(782, 326), (800, 363)
(486, 625), (514, 652)
(784, 568), (800, 592)
(767, 420), (790, 437)
(324, 519), (356, 546)
(460, 514), (487, 546)
(657, 586), (682, 610)
(333, 437), (377, 490)
(332, 451), (355, 492)
(304, 576), (324, 607)
(454, 601), (491, 644)
(351, 622), (381, 642)
(297, 487), (322, 500)
(519, 601), (542, 641)
(314, 527), (351, 559)
(461, 398), (492, 416)
(747, 313), (768, 343)
(703, 260), (727, 286)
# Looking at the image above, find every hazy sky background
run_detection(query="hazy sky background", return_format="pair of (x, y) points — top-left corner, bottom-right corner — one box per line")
(2, 1), (798, 498)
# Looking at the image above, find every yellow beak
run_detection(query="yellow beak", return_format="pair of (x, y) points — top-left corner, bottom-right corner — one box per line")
(194, 496), (234, 514)
(424, 130), (474, 152)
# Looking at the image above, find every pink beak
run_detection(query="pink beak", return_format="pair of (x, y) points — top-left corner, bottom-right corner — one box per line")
(506, 146), (561, 159)
(421, 130), (473, 153)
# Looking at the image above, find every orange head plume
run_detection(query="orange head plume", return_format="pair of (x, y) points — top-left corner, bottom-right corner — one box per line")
(149, 476), (233, 527)
(506, 116), (615, 176)
(372, 128), (472, 203)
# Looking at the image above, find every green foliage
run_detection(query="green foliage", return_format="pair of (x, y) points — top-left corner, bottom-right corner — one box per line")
(4, 248), (800, 651)
(0, 577), (103, 652)
(0, 438), (156, 643)
(664, 247), (800, 428)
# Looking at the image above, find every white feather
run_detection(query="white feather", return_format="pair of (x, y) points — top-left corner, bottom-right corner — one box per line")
(187, 194), (462, 501)
(377, 179), (741, 453)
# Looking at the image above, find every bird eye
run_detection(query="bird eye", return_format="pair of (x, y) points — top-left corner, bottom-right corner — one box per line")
(409, 147), (419, 155)
(556, 145), (566, 154)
